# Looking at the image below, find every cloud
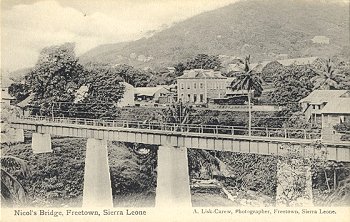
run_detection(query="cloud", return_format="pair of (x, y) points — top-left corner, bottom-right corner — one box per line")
(1, 0), (239, 72)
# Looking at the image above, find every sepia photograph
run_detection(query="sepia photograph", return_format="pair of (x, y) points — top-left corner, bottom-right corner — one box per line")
(1, 0), (350, 221)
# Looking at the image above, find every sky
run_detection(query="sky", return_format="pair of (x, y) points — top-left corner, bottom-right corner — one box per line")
(1, 0), (240, 72)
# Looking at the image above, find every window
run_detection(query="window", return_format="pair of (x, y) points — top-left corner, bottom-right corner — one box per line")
(194, 94), (197, 103)
(312, 105), (315, 109)
(194, 83), (197, 89)
(180, 83), (184, 90)
(200, 94), (204, 103)
(200, 83), (203, 89)
(187, 83), (191, 89)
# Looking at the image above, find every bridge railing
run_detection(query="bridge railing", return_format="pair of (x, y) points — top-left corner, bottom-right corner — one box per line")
(13, 115), (328, 141)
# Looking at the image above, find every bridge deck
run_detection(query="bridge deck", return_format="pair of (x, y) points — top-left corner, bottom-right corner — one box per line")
(10, 116), (350, 162)
(11, 116), (349, 144)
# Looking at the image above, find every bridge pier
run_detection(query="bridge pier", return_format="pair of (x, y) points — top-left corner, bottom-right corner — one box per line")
(155, 146), (192, 208)
(32, 133), (52, 154)
(276, 158), (313, 207)
(83, 138), (113, 208)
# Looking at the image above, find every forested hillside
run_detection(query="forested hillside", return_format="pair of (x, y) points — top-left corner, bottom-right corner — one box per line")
(80, 0), (349, 68)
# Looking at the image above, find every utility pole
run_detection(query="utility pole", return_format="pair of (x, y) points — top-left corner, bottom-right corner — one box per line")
(248, 91), (252, 137)
(51, 102), (54, 120)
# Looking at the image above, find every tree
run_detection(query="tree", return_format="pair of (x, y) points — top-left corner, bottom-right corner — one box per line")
(8, 82), (30, 102)
(23, 43), (84, 116)
(269, 64), (315, 108)
(261, 61), (283, 82)
(115, 64), (152, 87)
(67, 63), (125, 119)
(311, 59), (345, 90)
(174, 54), (222, 76)
(162, 101), (194, 125)
(333, 60), (350, 90)
(229, 55), (263, 136)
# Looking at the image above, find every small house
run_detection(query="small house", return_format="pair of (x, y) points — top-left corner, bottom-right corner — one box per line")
(299, 90), (349, 126)
(134, 86), (172, 105)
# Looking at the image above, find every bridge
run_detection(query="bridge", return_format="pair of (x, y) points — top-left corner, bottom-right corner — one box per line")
(9, 116), (350, 208)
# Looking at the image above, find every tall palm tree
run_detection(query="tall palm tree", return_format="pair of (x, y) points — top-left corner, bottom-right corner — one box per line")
(311, 59), (343, 90)
(1, 155), (30, 205)
(229, 55), (263, 136)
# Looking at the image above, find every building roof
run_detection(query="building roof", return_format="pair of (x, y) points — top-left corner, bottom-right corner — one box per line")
(134, 86), (169, 97)
(299, 90), (348, 104)
(178, 69), (226, 79)
(311, 36), (329, 44)
(16, 93), (34, 108)
(321, 98), (350, 114)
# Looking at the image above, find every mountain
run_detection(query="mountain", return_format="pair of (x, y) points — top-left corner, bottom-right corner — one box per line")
(80, 0), (350, 68)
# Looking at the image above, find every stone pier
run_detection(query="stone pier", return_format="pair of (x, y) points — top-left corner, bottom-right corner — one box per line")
(276, 158), (313, 207)
(32, 133), (52, 154)
(155, 146), (192, 208)
(83, 138), (113, 208)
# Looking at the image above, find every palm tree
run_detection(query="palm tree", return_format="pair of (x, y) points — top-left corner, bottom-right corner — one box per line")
(162, 100), (194, 125)
(1, 155), (30, 205)
(311, 59), (344, 90)
(229, 55), (263, 136)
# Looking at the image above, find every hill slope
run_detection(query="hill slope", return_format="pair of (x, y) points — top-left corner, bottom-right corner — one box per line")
(79, 0), (350, 68)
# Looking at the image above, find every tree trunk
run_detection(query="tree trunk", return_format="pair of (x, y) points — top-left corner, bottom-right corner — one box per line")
(248, 91), (252, 137)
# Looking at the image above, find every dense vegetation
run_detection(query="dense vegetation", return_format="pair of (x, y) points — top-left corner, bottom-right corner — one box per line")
(1, 138), (158, 207)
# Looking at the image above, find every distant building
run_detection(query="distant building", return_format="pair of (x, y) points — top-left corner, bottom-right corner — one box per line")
(134, 85), (174, 105)
(311, 36), (330, 44)
(117, 82), (135, 107)
(1, 78), (15, 106)
(177, 69), (227, 104)
(299, 90), (350, 126)
(16, 93), (35, 116)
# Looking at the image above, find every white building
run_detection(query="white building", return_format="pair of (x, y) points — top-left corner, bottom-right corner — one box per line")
(1, 78), (15, 106)
(299, 90), (349, 126)
(311, 36), (330, 44)
(117, 82), (135, 107)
